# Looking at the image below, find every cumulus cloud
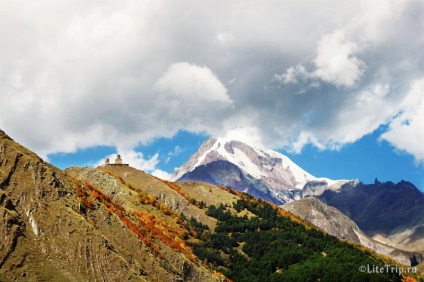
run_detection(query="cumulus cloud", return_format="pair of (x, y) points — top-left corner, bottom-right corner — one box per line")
(276, 30), (366, 87)
(222, 127), (264, 148)
(155, 63), (232, 104)
(313, 30), (366, 87)
(381, 79), (424, 162)
(151, 169), (173, 181)
(0, 0), (423, 162)
(287, 84), (396, 152)
(269, 0), (424, 154)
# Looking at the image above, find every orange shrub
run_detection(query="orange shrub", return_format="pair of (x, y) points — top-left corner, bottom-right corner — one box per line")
(85, 198), (95, 209)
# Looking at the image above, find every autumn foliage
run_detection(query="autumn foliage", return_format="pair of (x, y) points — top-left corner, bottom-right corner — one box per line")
(160, 180), (206, 208)
(162, 181), (192, 201)
(74, 180), (196, 263)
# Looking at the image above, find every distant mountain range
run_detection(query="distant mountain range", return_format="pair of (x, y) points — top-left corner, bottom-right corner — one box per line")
(172, 137), (424, 265)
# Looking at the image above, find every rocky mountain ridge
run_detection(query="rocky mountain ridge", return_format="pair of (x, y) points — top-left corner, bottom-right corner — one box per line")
(283, 197), (419, 266)
(317, 179), (424, 254)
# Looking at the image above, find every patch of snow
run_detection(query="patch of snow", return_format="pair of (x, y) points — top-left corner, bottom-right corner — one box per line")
(192, 139), (221, 170)
(326, 179), (349, 190)
(266, 149), (316, 182)
(263, 164), (273, 171)
(201, 139), (266, 179)
(318, 177), (337, 186)
(232, 147), (265, 179)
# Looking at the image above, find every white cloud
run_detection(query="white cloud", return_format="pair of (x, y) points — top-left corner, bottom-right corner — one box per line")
(165, 146), (183, 164)
(276, 30), (366, 88)
(155, 62), (232, 104)
(313, 30), (366, 87)
(354, 0), (407, 43)
(307, 84), (394, 150)
(151, 169), (172, 181)
(290, 132), (325, 153)
(274, 65), (310, 85)
(0, 0), (423, 163)
(381, 79), (424, 162)
(97, 150), (159, 172)
(222, 127), (264, 148)
(269, 0), (423, 154)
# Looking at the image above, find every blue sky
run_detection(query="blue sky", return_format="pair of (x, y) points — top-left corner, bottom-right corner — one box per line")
(1, 1), (423, 191)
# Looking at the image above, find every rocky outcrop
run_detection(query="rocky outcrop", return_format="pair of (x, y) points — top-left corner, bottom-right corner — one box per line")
(283, 197), (361, 242)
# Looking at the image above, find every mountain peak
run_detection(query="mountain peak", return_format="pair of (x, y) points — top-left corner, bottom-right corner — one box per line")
(173, 137), (317, 186)
(171, 137), (332, 203)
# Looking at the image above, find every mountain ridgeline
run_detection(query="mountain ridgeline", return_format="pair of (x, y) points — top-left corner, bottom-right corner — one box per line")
(1, 129), (419, 281)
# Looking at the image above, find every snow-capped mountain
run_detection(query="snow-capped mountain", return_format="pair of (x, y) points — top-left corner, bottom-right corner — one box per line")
(171, 137), (346, 204)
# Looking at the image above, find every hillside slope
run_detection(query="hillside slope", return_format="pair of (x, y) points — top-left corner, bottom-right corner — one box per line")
(0, 130), (222, 282)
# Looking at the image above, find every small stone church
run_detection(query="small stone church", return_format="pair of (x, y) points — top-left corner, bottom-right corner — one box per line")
(103, 154), (129, 166)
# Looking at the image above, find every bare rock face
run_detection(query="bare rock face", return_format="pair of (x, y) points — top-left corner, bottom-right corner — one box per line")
(0, 130), (221, 281)
(301, 180), (333, 198)
(284, 197), (361, 242)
